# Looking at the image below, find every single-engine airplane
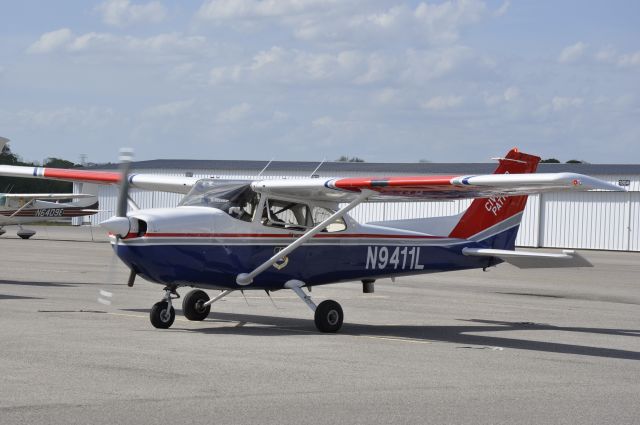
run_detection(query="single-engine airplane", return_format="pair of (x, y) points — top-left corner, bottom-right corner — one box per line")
(0, 148), (623, 332)
(0, 192), (99, 238)
(0, 138), (99, 238)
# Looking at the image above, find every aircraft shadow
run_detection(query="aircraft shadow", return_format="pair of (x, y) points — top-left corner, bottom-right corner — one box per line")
(0, 294), (43, 300)
(175, 312), (640, 361)
(0, 279), (76, 287)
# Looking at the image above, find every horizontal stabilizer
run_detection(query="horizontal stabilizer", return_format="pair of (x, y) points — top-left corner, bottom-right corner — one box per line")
(462, 247), (593, 268)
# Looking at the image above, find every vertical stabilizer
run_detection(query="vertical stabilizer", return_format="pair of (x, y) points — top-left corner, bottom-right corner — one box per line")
(448, 148), (540, 248)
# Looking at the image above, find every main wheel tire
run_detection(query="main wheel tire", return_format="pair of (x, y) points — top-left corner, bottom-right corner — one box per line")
(150, 301), (175, 329)
(182, 289), (211, 321)
(314, 300), (343, 333)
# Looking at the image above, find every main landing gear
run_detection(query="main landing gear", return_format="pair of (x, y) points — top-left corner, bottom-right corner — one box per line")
(17, 226), (36, 239)
(285, 280), (344, 333)
(148, 282), (344, 333)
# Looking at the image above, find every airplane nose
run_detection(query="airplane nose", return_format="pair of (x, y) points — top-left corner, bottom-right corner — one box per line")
(101, 216), (131, 237)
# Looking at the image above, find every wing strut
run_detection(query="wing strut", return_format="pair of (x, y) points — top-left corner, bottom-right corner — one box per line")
(7, 199), (36, 219)
(236, 190), (374, 286)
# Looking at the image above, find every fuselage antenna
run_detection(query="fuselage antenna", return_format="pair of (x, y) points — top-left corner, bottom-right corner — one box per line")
(309, 159), (326, 178)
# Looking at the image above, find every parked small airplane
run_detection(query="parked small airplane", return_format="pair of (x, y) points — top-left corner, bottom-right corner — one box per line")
(0, 192), (99, 238)
(0, 148), (623, 332)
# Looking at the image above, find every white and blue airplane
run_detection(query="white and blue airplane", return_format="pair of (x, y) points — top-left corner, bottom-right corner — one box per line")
(0, 148), (622, 332)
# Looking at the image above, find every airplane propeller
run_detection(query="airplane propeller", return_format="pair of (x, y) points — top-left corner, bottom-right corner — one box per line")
(100, 149), (137, 288)
(101, 149), (134, 238)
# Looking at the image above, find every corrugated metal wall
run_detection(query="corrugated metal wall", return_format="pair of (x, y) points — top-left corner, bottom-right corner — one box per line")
(75, 169), (639, 252)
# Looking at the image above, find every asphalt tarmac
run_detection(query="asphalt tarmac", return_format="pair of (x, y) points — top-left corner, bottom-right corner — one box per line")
(1, 226), (639, 424)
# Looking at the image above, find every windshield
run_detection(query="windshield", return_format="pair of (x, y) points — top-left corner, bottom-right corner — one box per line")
(179, 179), (258, 221)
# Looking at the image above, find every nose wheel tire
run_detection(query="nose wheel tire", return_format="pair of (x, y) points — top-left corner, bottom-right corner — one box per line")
(150, 301), (175, 329)
(182, 290), (211, 321)
(314, 300), (343, 333)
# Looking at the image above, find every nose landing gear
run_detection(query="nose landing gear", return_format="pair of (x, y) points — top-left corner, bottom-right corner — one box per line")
(150, 287), (178, 329)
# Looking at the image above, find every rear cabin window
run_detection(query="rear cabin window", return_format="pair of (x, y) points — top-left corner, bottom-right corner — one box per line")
(261, 200), (346, 232)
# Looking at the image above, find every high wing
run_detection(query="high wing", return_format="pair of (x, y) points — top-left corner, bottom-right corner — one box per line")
(0, 153), (624, 202)
(252, 172), (623, 202)
(2, 193), (96, 200)
(0, 165), (198, 194)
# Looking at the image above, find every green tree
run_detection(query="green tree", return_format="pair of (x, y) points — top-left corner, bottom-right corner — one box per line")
(0, 144), (22, 165)
(336, 156), (365, 162)
(44, 157), (77, 168)
(540, 158), (560, 163)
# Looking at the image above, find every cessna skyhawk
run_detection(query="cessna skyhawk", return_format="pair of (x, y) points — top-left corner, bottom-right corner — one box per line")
(0, 148), (622, 332)
(0, 192), (99, 238)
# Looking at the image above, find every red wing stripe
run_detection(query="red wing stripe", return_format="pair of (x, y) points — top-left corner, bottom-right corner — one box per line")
(333, 176), (457, 191)
(43, 168), (121, 183)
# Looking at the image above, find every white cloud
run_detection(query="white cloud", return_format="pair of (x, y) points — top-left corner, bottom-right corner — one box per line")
(27, 28), (73, 53)
(504, 86), (519, 101)
(494, 1), (510, 17)
(617, 51), (640, 67)
(593, 46), (640, 67)
(197, 0), (336, 20)
(210, 43), (480, 87)
(312, 116), (335, 127)
(551, 96), (583, 111)
(485, 86), (519, 106)
(199, 0), (488, 47)
(14, 106), (115, 128)
(210, 47), (367, 85)
(594, 46), (616, 63)
(142, 99), (194, 118)
(372, 88), (399, 106)
(558, 42), (587, 63)
(413, 0), (486, 44)
(97, 0), (167, 27)
(401, 46), (474, 83)
(422, 95), (464, 110)
(216, 102), (251, 123)
(27, 30), (205, 59)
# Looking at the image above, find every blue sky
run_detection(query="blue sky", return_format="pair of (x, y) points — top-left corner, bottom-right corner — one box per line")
(0, 0), (638, 163)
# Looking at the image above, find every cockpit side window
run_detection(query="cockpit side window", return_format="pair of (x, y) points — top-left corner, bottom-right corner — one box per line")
(179, 179), (258, 222)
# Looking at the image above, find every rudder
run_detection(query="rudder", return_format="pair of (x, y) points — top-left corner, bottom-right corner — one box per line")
(448, 148), (540, 248)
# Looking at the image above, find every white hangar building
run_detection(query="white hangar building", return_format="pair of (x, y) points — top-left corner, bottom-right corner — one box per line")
(74, 160), (640, 252)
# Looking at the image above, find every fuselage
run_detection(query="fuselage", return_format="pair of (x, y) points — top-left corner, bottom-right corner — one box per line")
(0, 197), (99, 226)
(113, 206), (513, 290)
